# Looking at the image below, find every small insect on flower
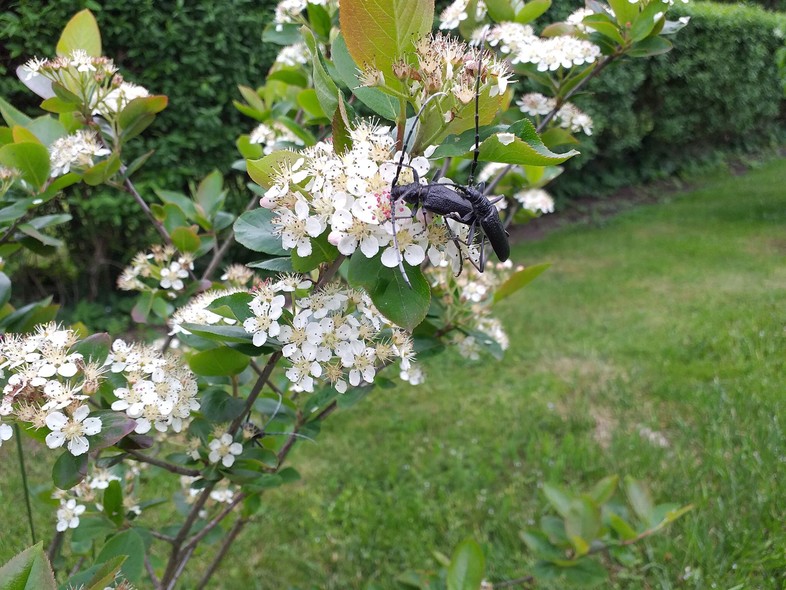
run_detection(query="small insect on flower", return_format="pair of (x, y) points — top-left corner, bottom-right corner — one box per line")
(387, 33), (510, 287)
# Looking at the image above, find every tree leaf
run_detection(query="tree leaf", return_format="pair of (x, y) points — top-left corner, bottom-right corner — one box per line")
(195, 170), (226, 220)
(347, 252), (430, 331)
(70, 332), (111, 365)
(207, 292), (254, 322)
(292, 231), (339, 272)
(627, 36), (672, 58)
(64, 556), (126, 590)
(247, 257), (295, 273)
(0, 543), (57, 590)
(301, 27), (340, 119)
(0, 96), (33, 127)
(494, 263), (550, 303)
(0, 142), (50, 189)
(0, 272), (11, 308)
(56, 9), (102, 57)
(478, 122), (577, 167)
(532, 558), (608, 588)
(171, 226), (201, 253)
(233, 208), (287, 255)
(200, 388), (246, 423)
(485, 0), (515, 22)
(118, 96), (168, 141)
(330, 35), (398, 120)
(89, 410), (137, 451)
(103, 481), (124, 526)
(588, 475), (619, 505)
(515, 0), (552, 25)
(543, 483), (573, 518)
(96, 530), (145, 583)
(565, 497), (602, 555)
(340, 0), (433, 92)
(624, 476), (654, 523)
(188, 346), (250, 376)
(247, 150), (304, 189)
(446, 537), (485, 590)
(53, 451), (89, 490)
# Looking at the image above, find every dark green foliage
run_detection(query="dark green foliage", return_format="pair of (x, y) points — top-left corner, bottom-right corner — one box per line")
(0, 1), (277, 310)
(553, 2), (786, 198)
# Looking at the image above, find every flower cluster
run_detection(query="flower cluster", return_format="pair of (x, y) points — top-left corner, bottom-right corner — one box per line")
(566, 8), (594, 33)
(249, 121), (305, 155)
(517, 93), (593, 136)
(426, 261), (518, 360)
(438, 0), (488, 30)
(20, 49), (149, 118)
(49, 130), (111, 177)
(482, 23), (601, 72)
(241, 277), (417, 394)
(260, 121), (463, 271)
(0, 323), (105, 455)
(107, 339), (200, 434)
(117, 245), (194, 296)
(275, 43), (310, 67)
(514, 188), (555, 214)
(170, 288), (243, 336)
(273, 0), (336, 25)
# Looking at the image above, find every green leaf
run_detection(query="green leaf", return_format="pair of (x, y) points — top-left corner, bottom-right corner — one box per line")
(301, 27), (340, 119)
(332, 94), (353, 155)
(515, 0), (552, 25)
(607, 0), (638, 26)
(0, 97), (33, 127)
(494, 263), (550, 302)
(188, 346), (250, 376)
(0, 543), (57, 590)
(485, 0), (515, 22)
(631, 0), (668, 42)
(307, 2), (332, 39)
(195, 170), (225, 220)
(582, 13), (625, 45)
(627, 36), (672, 58)
(70, 332), (111, 365)
(347, 253), (430, 331)
(0, 272), (11, 308)
(267, 69), (309, 87)
(429, 124), (506, 159)
(155, 189), (198, 220)
(521, 529), (564, 561)
(103, 480), (124, 526)
(297, 89), (326, 120)
(96, 530), (145, 583)
(56, 9), (102, 57)
(200, 388), (246, 423)
(89, 411), (137, 451)
(543, 483), (573, 518)
(179, 324), (256, 344)
(40, 97), (78, 114)
(565, 497), (602, 555)
(247, 257), (294, 273)
(82, 153), (120, 186)
(0, 142), (50, 189)
(540, 127), (578, 149)
(339, 0), (433, 92)
(207, 292), (254, 322)
(446, 537), (485, 590)
(53, 451), (89, 489)
(330, 35), (398, 120)
(589, 475), (619, 505)
(247, 150), (303, 190)
(608, 512), (638, 541)
(64, 556), (125, 590)
(171, 227), (201, 253)
(233, 208), (287, 255)
(263, 22), (301, 45)
(478, 122), (577, 167)
(624, 476), (654, 523)
(118, 96), (168, 141)
(532, 558), (608, 587)
(292, 231), (339, 272)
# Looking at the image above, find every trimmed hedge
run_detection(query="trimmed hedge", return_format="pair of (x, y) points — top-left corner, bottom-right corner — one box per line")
(553, 1), (786, 198)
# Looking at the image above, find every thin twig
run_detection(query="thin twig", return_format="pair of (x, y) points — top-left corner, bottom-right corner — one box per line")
(181, 493), (246, 553)
(201, 194), (258, 282)
(125, 448), (201, 477)
(314, 255), (346, 290)
(47, 531), (63, 565)
(68, 557), (86, 577)
(120, 169), (171, 245)
(229, 351), (283, 434)
(493, 575), (535, 588)
(148, 529), (176, 543)
(165, 545), (195, 590)
(14, 425), (36, 545)
(195, 518), (248, 590)
(145, 554), (160, 587)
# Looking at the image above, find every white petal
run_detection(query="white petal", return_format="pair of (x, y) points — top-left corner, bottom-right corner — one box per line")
(45, 412), (68, 431)
(73, 405), (90, 422)
(46, 431), (65, 449)
(68, 436), (90, 456)
(380, 247), (401, 268)
(403, 244), (426, 265)
(222, 454), (235, 468)
(82, 417), (102, 436)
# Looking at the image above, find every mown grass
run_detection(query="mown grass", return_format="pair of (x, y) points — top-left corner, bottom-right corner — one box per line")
(3, 159), (786, 589)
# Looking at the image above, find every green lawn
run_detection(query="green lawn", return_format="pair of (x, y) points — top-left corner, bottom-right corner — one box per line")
(3, 159), (786, 588)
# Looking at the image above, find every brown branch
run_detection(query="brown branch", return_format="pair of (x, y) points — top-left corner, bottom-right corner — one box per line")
(195, 517), (248, 590)
(201, 194), (258, 282)
(181, 493), (247, 553)
(315, 255), (346, 290)
(124, 448), (202, 477)
(148, 529), (175, 543)
(145, 554), (160, 587)
(229, 351), (282, 434)
(120, 169), (171, 245)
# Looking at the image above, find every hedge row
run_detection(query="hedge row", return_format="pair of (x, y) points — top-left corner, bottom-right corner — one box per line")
(553, 1), (786, 198)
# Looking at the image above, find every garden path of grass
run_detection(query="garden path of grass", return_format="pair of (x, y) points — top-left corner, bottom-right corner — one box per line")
(3, 159), (786, 589)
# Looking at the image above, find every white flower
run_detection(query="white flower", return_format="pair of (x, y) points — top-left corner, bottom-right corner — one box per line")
(45, 405), (102, 456)
(48, 130), (111, 177)
(56, 499), (85, 531)
(208, 433), (243, 468)
(515, 189), (554, 214)
(0, 422), (12, 447)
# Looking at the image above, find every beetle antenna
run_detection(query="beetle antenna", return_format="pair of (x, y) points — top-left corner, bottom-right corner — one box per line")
(468, 27), (488, 187)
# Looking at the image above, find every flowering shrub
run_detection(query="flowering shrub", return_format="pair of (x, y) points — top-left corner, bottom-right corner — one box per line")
(0, 1), (691, 588)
